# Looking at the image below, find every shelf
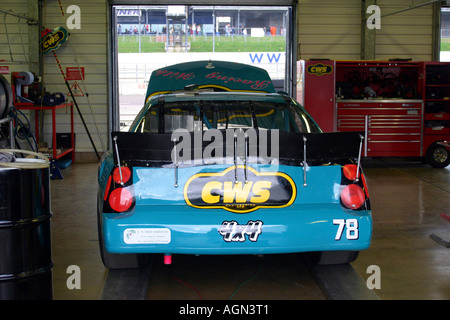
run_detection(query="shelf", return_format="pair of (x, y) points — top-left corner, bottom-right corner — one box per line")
(14, 102), (73, 111)
(424, 127), (450, 135)
(424, 113), (450, 121)
(335, 61), (421, 100)
(14, 102), (75, 162)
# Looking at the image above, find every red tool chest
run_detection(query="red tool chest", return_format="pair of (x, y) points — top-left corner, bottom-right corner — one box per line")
(301, 60), (450, 167)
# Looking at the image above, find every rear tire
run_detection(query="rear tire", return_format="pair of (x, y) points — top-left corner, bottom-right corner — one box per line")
(308, 251), (359, 265)
(97, 208), (151, 269)
(99, 236), (151, 269)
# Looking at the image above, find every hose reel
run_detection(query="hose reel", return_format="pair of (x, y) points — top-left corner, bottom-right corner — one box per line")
(14, 71), (34, 103)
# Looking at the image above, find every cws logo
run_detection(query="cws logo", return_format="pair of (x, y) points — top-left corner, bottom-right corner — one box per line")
(184, 166), (296, 213)
(40, 27), (69, 54)
(307, 63), (333, 76)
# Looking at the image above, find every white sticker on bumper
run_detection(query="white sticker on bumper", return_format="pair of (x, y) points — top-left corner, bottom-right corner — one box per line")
(124, 228), (171, 244)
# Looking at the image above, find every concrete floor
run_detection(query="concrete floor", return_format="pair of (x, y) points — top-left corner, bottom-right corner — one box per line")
(49, 157), (450, 300)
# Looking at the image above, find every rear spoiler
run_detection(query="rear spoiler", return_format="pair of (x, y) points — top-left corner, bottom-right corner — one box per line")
(111, 130), (364, 165)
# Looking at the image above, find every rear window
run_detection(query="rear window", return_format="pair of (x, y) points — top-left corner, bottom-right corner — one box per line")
(132, 98), (320, 134)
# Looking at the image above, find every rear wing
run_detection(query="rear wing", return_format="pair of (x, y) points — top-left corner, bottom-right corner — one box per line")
(111, 130), (364, 166)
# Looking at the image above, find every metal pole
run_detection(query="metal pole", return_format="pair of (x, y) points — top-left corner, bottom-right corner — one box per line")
(138, 6), (141, 53)
(53, 51), (100, 160)
(212, 7), (215, 53)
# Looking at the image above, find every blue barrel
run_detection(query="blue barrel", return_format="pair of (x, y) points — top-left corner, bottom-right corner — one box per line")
(0, 153), (52, 300)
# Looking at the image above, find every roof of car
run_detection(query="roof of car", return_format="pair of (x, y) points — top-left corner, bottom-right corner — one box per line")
(145, 60), (276, 103)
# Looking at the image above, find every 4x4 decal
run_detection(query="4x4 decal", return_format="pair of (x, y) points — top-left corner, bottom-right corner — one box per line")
(218, 220), (263, 242)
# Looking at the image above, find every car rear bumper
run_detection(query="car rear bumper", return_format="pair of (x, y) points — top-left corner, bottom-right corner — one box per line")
(102, 203), (372, 255)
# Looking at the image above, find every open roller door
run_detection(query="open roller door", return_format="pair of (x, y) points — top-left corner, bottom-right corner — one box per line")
(108, 1), (297, 132)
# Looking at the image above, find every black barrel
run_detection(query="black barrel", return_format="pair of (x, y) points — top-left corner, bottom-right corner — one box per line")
(0, 162), (52, 300)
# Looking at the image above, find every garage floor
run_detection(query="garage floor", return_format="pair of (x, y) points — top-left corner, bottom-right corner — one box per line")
(49, 157), (450, 300)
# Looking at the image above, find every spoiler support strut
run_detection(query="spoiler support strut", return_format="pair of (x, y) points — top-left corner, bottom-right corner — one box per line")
(113, 135), (124, 185)
(244, 133), (249, 183)
(173, 137), (179, 188)
(234, 133), (238, 183)
(356, 134), (364, 182)
(303, 136), (307, 187)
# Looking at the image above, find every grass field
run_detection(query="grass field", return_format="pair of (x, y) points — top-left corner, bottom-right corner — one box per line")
(442, 38), (450, 51)
(118, 35), (286, 53)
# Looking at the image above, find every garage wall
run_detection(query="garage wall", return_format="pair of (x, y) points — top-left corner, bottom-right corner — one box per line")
(0, 0), (439, 160)
(297, 0), (362, 60)
(0, 0), (109, 159)
(375, 0), (434, 60)
(42, 0), (108, 158)
(297, 0), (435, 61)
(0, 2), (33, 79)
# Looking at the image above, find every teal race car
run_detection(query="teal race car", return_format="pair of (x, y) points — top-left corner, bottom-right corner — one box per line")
(97, 60), (372, 269)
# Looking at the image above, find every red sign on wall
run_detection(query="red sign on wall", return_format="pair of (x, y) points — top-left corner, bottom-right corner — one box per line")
(66, 67), (84, 80)
(0, 66), (9, 74)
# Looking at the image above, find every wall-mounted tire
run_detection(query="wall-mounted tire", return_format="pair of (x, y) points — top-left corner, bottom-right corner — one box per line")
(0, 74), (12, 119)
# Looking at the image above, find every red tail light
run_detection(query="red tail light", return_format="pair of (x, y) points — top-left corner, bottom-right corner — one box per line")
(113, 166), (131, 184)
(103, 166), (135, 213)
(341, 184), (366, 210)
(343, 164), (358, 181)
(103, 176), (112, 201)
(109, 188), (133, 212)
(341, 164), (369, 210)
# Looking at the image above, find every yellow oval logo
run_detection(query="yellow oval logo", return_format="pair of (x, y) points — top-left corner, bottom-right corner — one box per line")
(184, 166), (296, 213)
(306, 63), (333, 76)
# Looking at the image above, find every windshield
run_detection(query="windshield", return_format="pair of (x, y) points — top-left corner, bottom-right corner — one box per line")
(131, 95), (321, 134)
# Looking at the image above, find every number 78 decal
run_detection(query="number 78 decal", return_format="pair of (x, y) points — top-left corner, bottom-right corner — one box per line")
(333, 219), (359, 240)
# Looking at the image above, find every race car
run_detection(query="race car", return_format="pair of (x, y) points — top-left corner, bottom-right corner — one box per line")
(97, 60), (372, 269)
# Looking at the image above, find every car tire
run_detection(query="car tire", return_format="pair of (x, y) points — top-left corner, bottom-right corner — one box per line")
(426, 142), (450, 168)
(308, 251), (359, 265)
(97, 208), (151, 269)
(99, 236), (151, 269)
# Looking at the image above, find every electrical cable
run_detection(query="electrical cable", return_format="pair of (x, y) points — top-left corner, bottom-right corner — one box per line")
(3, 13), (13, 62)
(170, 274), (203, 300)
(227, 263), (262, 300)
(0, 148), (49, 169)
(9, 106), (38, 152)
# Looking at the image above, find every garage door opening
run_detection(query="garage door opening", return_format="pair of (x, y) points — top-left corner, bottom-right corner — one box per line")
(442, 6), (450, 61)
(112, 5), (293, 131)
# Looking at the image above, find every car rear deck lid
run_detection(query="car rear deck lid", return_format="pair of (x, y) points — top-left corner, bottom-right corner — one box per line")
(145, 60), (276, 103)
